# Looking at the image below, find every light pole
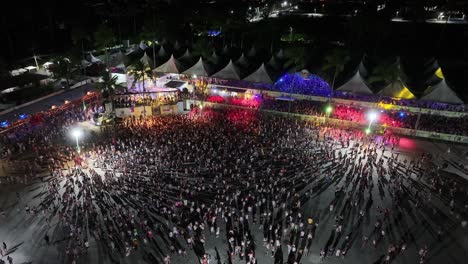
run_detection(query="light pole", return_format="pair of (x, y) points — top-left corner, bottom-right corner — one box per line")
(366, 110), (379, 135)
(192, 74), (197, 107)
(325, 105), (333, 124)
(71, 129), (83, 153)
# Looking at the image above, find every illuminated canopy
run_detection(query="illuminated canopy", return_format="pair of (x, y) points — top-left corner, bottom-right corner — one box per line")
(378, 82), (415, 99)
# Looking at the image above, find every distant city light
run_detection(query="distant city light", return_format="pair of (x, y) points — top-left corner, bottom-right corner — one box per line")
(19, 114), (27, 120)
(1, 121), (8, 128)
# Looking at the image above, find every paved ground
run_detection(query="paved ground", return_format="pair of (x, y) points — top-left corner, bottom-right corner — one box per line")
(0, 85), (95, 124)
(0, 128), (467, 264)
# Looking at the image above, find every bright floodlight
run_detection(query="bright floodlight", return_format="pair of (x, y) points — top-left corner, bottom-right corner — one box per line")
(72, 129), (82, 139)
(368, 111), (379, 122)
(365, 128), (371, 134)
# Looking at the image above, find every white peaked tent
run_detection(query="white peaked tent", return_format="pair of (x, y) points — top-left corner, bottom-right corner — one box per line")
(81, 60), (91, 67)
(139, 41), (148, 50)
(222, 45), (230, 55)
(236, 53), (248, 66)
(358, 61), (368, 77)
(178, 49), (192, 60)
(182, 57), (210, 77)
(276, 49), (285, 59)
(243, 63), (274, 84)
(115, 63), (126, 69)
(421, 79), (463, 104)
(267, 56), (280, 70)
(140, 52), (152, 67)
(174, 40), (181, 51)
(210, 51), (220, 64)
(337, 71), (373, 95)
(155, 55), (181, 74)
(157, 46), (167, 57)
(247, 46), (257, 57)
(378, 82), (415, 99)
(212, 60), (241, 80)
(110, 50), (125, 66)
(89, 53), (102, 63)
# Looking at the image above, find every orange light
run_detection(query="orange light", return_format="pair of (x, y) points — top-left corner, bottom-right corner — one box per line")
(64, 100), (69, 104)
(87, 92), (92, 95)
(51, 105), (56, 109)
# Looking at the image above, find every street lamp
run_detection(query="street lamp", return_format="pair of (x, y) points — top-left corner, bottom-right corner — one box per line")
(71, 128), (83, 153)
(325, 105), (333, 116)
(366, 110), (379, 134)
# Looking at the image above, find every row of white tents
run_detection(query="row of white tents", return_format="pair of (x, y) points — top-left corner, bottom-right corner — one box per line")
(82, 43), (463, 104)
(336, 65), (463, 104)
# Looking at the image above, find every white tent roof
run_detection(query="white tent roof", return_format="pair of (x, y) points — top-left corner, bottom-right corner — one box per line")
(139, 41), (148, 50)
(378, 82), (415, 99)
(247, 46), (257, 57)
(89, 53), (102, 63)
(81, 60), (92, 67)
(212, 60), (241, 80)
(155, 55), (181, 74)
(276, 49), (285, 59)
(111, 50), (125, 66)
(140, 52), (152, 67)
(337, 71), (373, 95)
(267, 56), (280, 70)
(182, 57), (209, 77)
(236, 53), (248, 66)
(210, 51), (220, 64)
(178, 49), (192, 60)
(157, 46), (167, 57)
(358, 61), (367, 77)
(174, 40), (181, 50)
(243, 63), (274, 84)
(222, 45), (230, 55)
(421, 79), (463, 104)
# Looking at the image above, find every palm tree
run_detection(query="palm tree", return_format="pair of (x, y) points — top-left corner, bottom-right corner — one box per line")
(96, 71), (119, 142)
(94, 24), (115, 68)
(96, 71), (119, 105)
(49, 57), (74, 88)
(129, 61), (153, 92)
(322, 48), (351, 90)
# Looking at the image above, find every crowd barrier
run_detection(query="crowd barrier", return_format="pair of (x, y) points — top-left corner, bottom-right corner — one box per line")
(196, 100), (468, 144)
(206, 85), (468, 118)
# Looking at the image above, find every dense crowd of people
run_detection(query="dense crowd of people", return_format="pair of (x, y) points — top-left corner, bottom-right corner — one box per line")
(1, 103), (467, 264)
(206, 95), (468, 137)
(113, 94), (179, 108)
